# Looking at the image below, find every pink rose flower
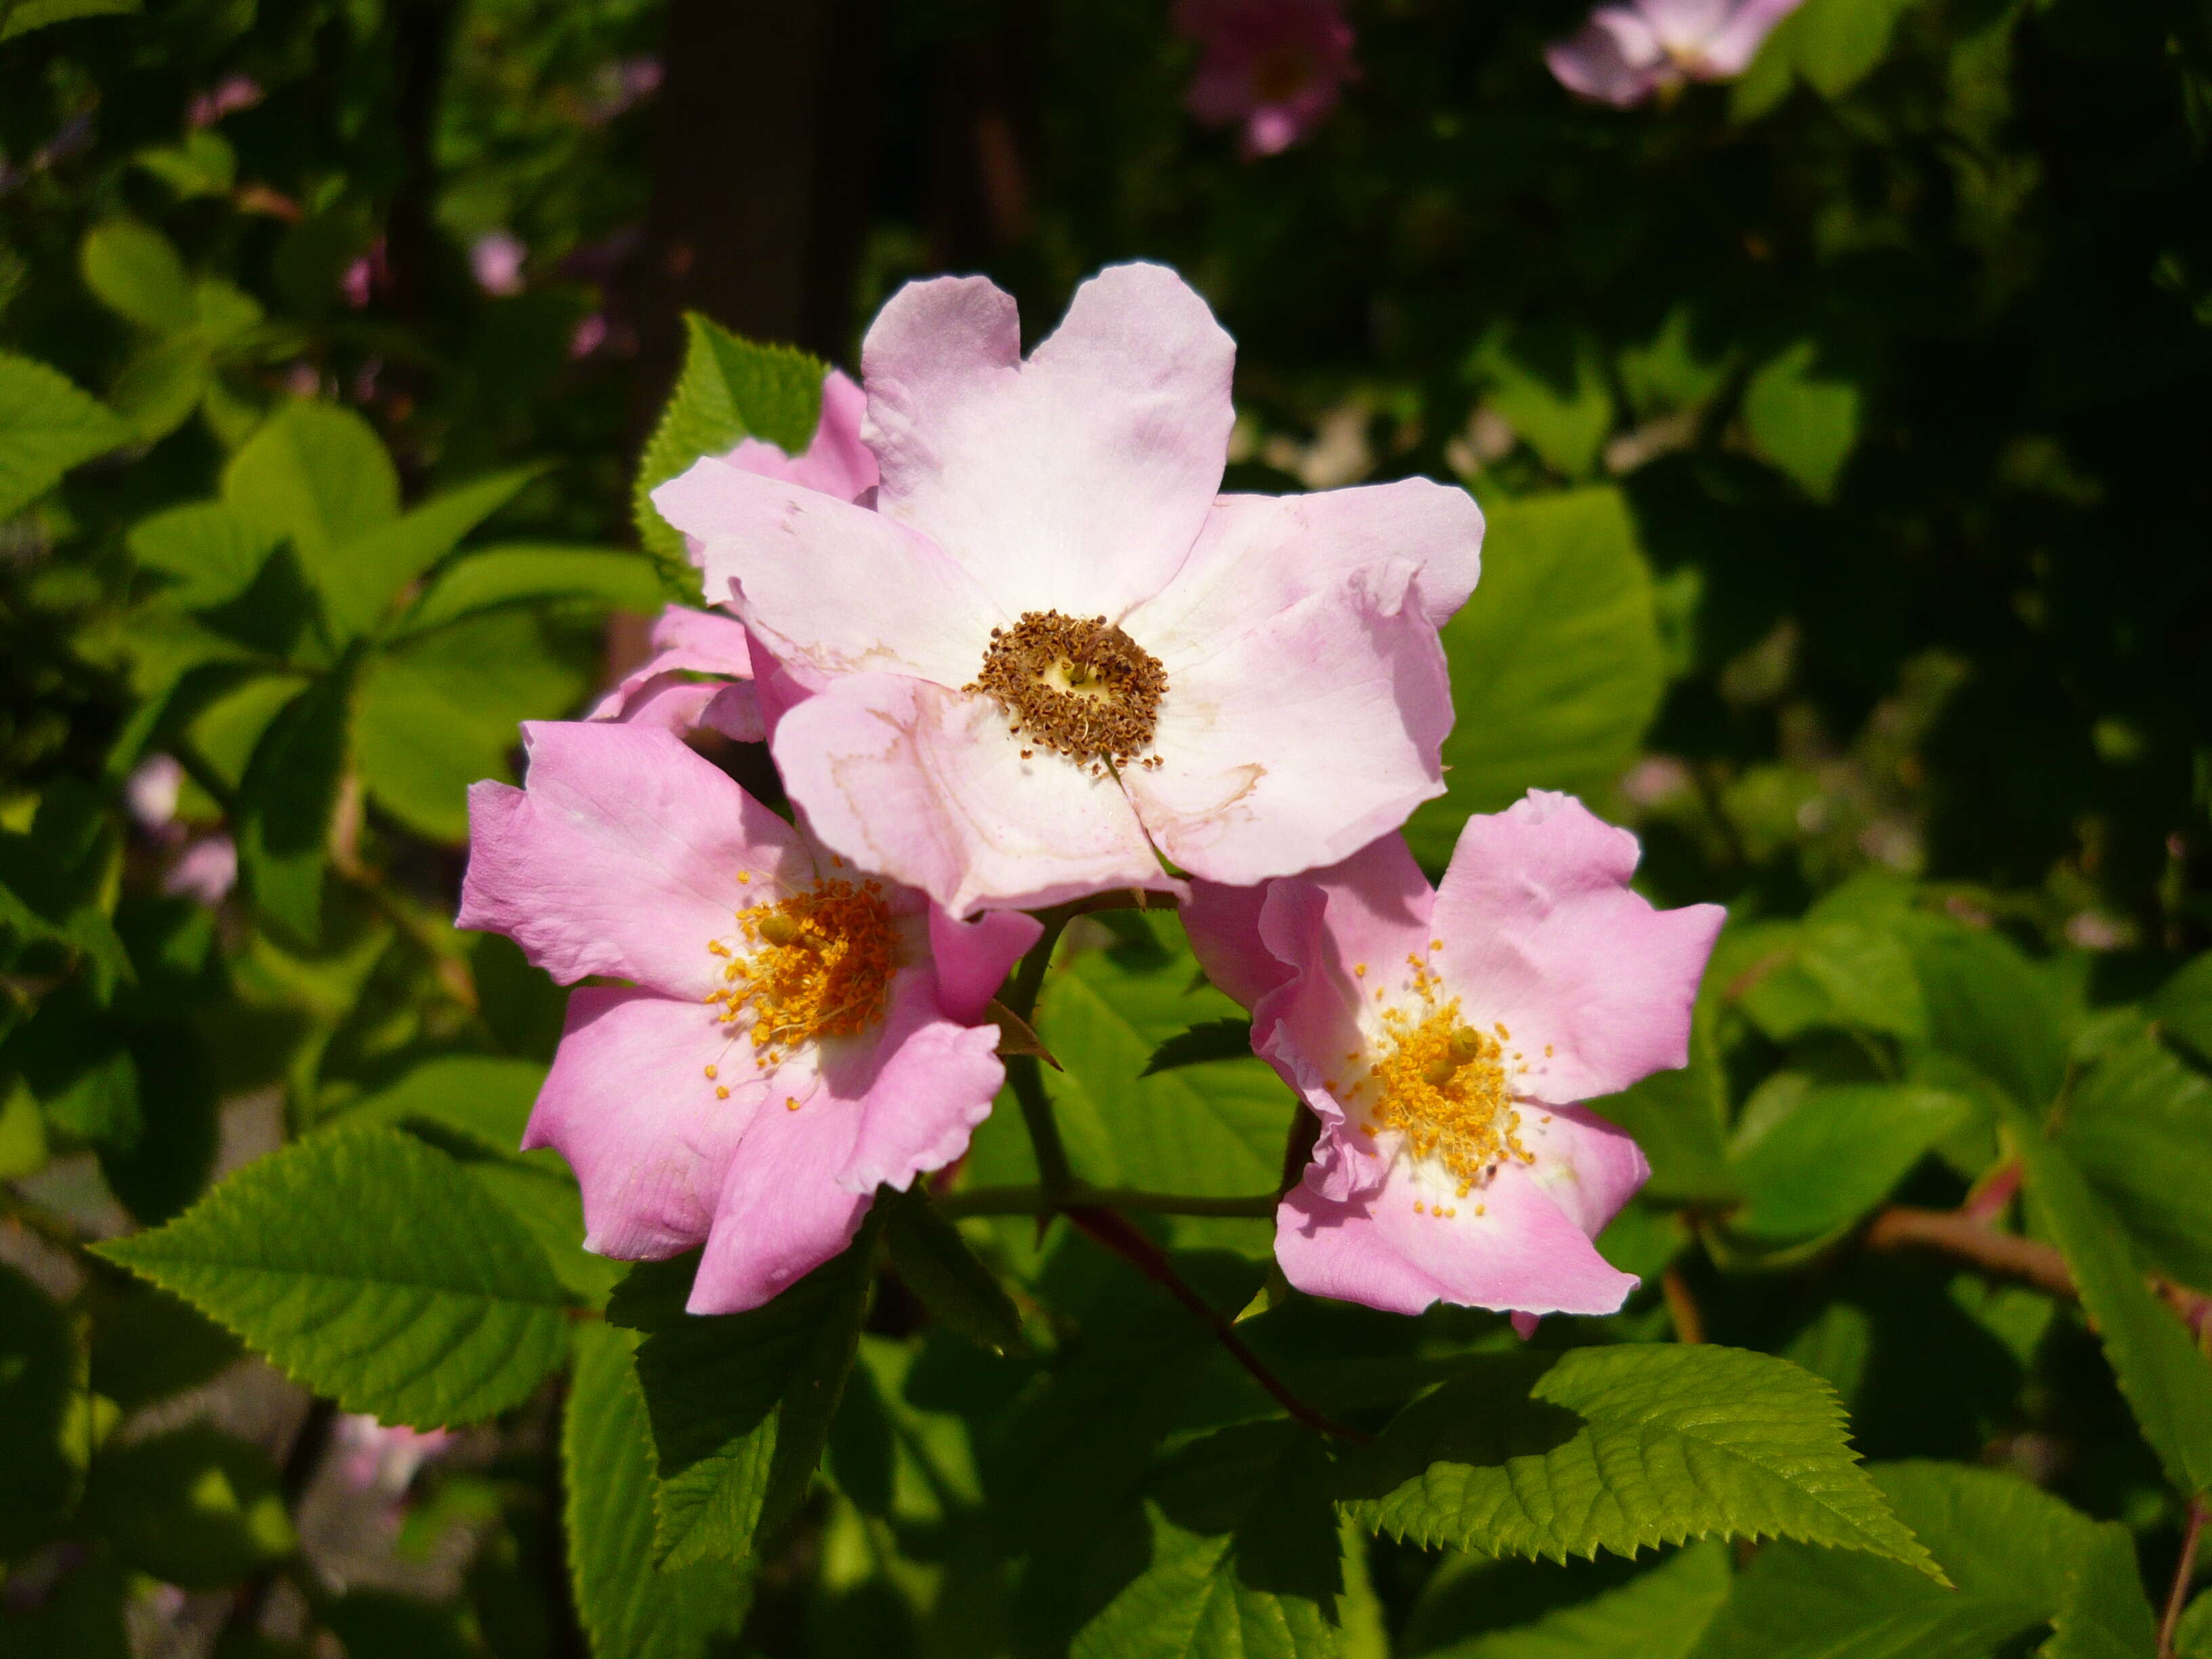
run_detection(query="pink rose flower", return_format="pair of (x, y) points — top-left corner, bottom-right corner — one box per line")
(653, 263), (1483, 916)
(471, 232), (527, 297)
(712, 365), (878, 509)
(1546, 0), (1805, 107)
(1186, 794), (1724, 1319)
(590, 605), (764, 743)
(1174, 0), (1357, 157)
(457, 720), (1038, 1312)
(333, 1414), (452, 1497)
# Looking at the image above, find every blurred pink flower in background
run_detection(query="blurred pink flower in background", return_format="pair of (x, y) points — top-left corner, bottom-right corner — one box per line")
(335, 1414), (452, 1501)
(125, 754), (238, 905)
(1174, 0), (1356, 157)
(471, 232), (527, 297)
(1547, 0), (1805, 106)
(186, 74), (262, 129)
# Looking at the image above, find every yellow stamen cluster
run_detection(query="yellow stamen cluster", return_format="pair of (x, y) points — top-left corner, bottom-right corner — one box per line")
(1345, 949), (1533, 1206)
(703, 878), (897, 1069)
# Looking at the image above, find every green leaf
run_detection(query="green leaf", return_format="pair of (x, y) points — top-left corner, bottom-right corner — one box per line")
(80, 219), (198, 333)
(634, 313), (825, 570)
(98, 1020), (220, 1224)
(134, 129), (237, 199)
(235, 667), (353, 947)
(1682, 1462), (2156, 1659)
(1405, 487), (1664, 865)
(399, 545), (665, 634)
(323, 1591), (481, 1659)
(322, 466), (540, 640)
(2057, 1025), (2212, 1291)
(1742, 342), (1861, 501)
(223, 401), (401, 591)
(2152, 951), (2212, 1067)
(609, 1219), (879, 1568)
(882, 1186), (1028, 1357)
(0, 0), (136, 39)
(0, 350), (133, 522)
(1474, 325), (1618, 480)
(2177, 1591), (2212, 1659)
(127, 501), (282, 610)
(565, 1322), (751, 1659)
(1903, 917), (2070, 1111)
(341, 1053), (546, 1158)
(83, 1425), (295, 1589)
(2009, 1105), (2212, 1497)
(1778, 0), (1921, 100)
(83, 1277), (243, 1414)
(1072, 1421), (1344, 1659)
(352, 609), (591, 840)
(1727, 1081), (1972, 1242)
(0, 1263), (79, 1555)
(97, 1125), (571, 1427)
(1018, 919), (1288, 1231)
(108, 333), (213, 442)
(1143, 1019), (1258, 1077)
(1342, 1345), (1937, 1576)
(1426, 1544), (1729, 1659)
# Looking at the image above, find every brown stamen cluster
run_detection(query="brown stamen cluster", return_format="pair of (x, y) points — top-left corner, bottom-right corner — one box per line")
(966, 611), (1166, 769)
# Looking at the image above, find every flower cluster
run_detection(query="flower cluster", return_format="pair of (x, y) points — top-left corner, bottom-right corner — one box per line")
(461, 261), (1719, 1323)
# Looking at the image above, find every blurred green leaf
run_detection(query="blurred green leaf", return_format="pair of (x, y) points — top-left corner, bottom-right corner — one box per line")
(323, 1591), (483, 1659)
(634, 312), (825, 571)
(79, 219), (197, 333)
(399, 545), (663, 635)
(352, 608), (589, 841)
(1903, 918), (2070, 1111)
(127, 501), (283, 610)
(235, 665), (352, 947)
(0, 1263), (79, 1555)
(1422, 1544), (1729, 1659)
(1682, 1461), (2154, 1659)
(1742, 342), (1860, 501)
(1727, 1081), (1972, 1242)
(98, 1125), (571, 1427)
(327, 466), (540, 640)
(1405, 487), (1664, 865)
(134, 129), (237, 198)
(0, 350), (132, 521)
(2178, 1591), (2212, 1659)
(83, 1425), (294, 1589)
(0, 0), (136, 39)
(223, 401), (401, 600)
(2057, 1024), (2212, 1291)
(608, 1221), (878, 1569)
(882, 1186), (1028, 1357)
(2153, 951), (2212, 1067)
(1070, 1421), (1343, 1659)
(2011, 1105), (2212, 1497)
(1142, 1019), (1258, 1077)
(1475, 325), (1616, 480)
(342, 1053), (546, 1156)
(565, 1322), (752, 1659)
(83, 1275), (243, 1413)
(98, 1021), (220, 1224)
(0, 1549), (131, 1659)
(1343, 1345), (1937, 1576)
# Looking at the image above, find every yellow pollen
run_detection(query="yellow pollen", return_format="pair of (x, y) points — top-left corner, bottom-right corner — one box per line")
(703, 1065), (718, 1080)
(715, 1085), (729, 1099)
(1360, 956), (1533, 1193)
(1354, 963), (1367, 977)
(785, 1096), (800, 1111)
(707, 878), (898, 1067)
(737, 872), (751, 884)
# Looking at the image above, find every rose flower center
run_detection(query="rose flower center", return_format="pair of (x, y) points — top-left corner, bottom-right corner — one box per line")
(703, 878), (898, 1073)
(968, 611), (1167, 772)
(1340, 950), (1536, 1215)
(1251, 44), (1316, 103)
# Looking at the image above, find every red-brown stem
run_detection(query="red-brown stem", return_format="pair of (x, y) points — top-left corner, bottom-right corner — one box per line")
(1961, 1159), (2024, 1225)
(1660, 1265), (1705, 1345)
(2158, 1496), (2206, 1659)
(1863, 1206), (2079, 1300)
(1065, 1206), (1373, 1446)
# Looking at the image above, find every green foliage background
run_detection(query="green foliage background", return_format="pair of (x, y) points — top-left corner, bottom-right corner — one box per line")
(3, 0), (2211, 1656)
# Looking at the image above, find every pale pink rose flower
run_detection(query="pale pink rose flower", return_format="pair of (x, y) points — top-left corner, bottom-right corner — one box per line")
(457, 720), (1038, 1313)
(125, 754), (184, 830)
(471, 232), (527, 297)
(653, 264), (1484, 916)
(1185, 795), (1723, 1319)
(1174, 0), (1357, 157)
(590, 605), (764, 743)
(333, 1414), (452, 1496)
(164, 836), (237, 906)
(186, 74), (262, 129)
(1547, 0), (1806, 107)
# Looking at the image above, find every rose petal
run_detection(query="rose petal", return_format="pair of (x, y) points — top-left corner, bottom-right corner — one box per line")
(525, 987), (765, 1260)
(1125, 477), (1482, 655)
(719, 368), (878, 503)
(458, 721), (808, 996)
(861, 264), (1235, 617)
(928, 907), (1046, 1024)
(771, 673), (1176, 916)
(691, 1084), (870, 1315)
(1431, 791), (1725, 1105)
(1128, 562), (1452, 886)
(834, 974), (1006, 1194)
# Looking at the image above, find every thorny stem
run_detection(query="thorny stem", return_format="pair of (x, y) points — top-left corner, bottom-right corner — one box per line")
(2159, 1496), (2206, 1659)
(1066, 1205), (1373, 1446)
(1660, 1265), (1705, 1345)
(977, 889), (1359, 1444)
